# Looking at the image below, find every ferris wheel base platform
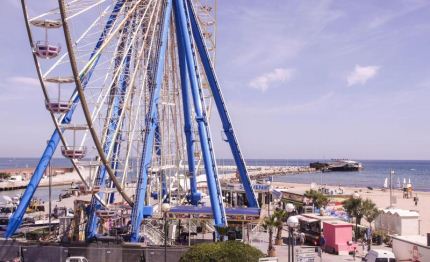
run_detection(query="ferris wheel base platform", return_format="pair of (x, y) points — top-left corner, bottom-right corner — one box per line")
(166, 206), (261, 223)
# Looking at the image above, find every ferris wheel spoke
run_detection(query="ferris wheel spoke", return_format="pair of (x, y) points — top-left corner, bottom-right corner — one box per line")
(65, 0), (108, 21)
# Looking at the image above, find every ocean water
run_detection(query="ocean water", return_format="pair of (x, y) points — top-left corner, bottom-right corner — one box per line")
(1, 158), (430, 192)
(222, 159), (430, 192)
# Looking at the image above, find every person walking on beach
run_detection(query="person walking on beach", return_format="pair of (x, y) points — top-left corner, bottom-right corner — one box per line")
(414, 194), (419, 206)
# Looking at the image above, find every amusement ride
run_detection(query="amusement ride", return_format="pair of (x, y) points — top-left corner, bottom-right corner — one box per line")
(6, 0), (260, 243)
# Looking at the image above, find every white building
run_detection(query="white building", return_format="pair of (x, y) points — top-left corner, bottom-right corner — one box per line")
(375, 208), (419, 236)
(392, 235), (430, 261)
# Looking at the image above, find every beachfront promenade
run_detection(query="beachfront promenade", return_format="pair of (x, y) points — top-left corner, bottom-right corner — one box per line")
(272, 181), (430, 234)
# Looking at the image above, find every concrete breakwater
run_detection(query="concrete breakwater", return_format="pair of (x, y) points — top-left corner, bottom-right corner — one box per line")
(0, 168), (85, 191)
(219, 165), (316, 181)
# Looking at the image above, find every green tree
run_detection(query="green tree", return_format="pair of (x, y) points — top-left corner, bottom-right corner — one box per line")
(0, 173), (10, 180)
(179, 241), (264, 262)
(263, 214), (278, 256)
(343, 197), (364, 225)
(274, 209), (287, 245)
(304, 189), (329, 211)
(362, 199), (379, 228)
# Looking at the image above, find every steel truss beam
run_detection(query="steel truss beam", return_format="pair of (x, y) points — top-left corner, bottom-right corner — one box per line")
(130, 0), (173, 243)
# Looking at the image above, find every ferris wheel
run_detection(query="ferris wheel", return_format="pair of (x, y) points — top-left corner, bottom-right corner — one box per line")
(7, 0), (258, 242)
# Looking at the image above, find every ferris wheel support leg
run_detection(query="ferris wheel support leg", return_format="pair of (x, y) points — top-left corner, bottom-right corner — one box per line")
(186, 0), (259, 208)
(174, 11), (200, 206)
(174, 0), (226, 227)
(130, 0), (173, 243)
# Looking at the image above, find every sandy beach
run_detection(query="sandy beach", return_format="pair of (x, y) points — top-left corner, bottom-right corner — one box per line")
(272, 181), (430, 234)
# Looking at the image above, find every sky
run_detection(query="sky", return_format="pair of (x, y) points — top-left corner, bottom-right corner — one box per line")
(1, 0), (430, 160)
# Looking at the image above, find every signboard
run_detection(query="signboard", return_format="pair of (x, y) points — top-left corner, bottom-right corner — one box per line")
(224, 183), (270, 192)
(295, 247), (317, 262)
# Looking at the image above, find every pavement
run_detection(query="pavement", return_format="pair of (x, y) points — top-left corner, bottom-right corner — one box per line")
(250, 228), (393, 262)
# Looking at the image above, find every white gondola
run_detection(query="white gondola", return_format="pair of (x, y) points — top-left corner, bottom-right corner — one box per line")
(30, 19), (62, 29)
(45, 100), (72, 113)
(35, 41), (61, 59)
(60, 124), (88, 159)
(44, 76), (74, 113)
(61, 146), (87, 160)
(31, 19), (62, 59)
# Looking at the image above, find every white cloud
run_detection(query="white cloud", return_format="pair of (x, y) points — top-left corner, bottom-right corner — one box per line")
(249, 68), (295, 92)
(6, 76), (40, 87)
(347, 65), (380, 86)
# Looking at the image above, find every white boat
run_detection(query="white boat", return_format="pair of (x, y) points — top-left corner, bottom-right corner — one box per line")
(383, 177), (388, 189)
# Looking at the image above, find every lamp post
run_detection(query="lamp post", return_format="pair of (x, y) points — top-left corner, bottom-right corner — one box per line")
(266, 180), (272, 216)
(285, 204), (296, 262)
(161, 203), (171, 262)
(352, 192), (360, 241)
(287, 215), (299, 262)
(389, 170), (394, 208)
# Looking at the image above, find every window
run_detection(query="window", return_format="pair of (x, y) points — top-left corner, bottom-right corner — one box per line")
(375, 258), (388, 262)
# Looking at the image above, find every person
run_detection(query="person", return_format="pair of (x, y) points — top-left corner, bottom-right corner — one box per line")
(293, 231), (298, 245)
(319, 234), (325, 252)
(414, 195), (419, 206)
(352, 246), (357, 260)
(299, 232), (305, 245)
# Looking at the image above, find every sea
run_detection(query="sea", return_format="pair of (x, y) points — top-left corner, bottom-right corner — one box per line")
(1, 158), (430, 201)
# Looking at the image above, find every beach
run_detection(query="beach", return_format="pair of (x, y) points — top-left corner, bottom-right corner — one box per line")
(272, 181), (430, 234)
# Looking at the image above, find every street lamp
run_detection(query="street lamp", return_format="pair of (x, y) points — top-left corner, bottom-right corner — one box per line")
(266, 180), (272, 216)
(161, 203), (171, 262)
(287, 215), (299, 262)
(285, 203), (295, 213)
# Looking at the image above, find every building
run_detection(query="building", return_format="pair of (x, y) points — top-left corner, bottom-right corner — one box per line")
(392, 235), (430, 261)
(323, 221), (356, 255)
(375, 208), (419, 235)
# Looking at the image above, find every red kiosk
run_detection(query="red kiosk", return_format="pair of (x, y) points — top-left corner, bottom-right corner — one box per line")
(323, 220), (357, 255)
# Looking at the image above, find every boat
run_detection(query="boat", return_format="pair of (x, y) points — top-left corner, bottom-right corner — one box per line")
(327, 159), (363, 172)
(309, 159), (363, 172)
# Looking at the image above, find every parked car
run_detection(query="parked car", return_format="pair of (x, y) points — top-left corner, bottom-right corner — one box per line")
(362, 249), (396, 262)
(66, 257), (88, 262)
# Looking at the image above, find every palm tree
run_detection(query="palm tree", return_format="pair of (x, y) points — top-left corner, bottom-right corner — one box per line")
(362, 199), (380, 250)
(343, 197), (380, 241)
(363, 199), (379, 228)
(274, 209), (287, 245)
(304, 189), (329, 213)
(263, 215), (278, 256)
(343, 196), (364, 240)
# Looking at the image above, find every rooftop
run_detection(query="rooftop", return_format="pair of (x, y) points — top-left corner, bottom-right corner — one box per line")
(381, 208), (419, 217)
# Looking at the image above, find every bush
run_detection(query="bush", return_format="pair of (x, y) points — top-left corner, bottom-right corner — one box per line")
(179, 241), (265, 262)
(0, 172), (10, 180)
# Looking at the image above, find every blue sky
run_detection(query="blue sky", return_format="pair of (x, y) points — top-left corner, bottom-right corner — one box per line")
(2, 0), (430, 159)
